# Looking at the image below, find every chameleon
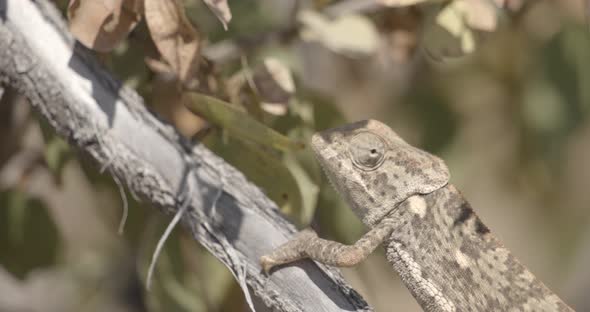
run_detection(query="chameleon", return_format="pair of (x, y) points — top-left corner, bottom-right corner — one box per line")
(260, 120), (573, 311)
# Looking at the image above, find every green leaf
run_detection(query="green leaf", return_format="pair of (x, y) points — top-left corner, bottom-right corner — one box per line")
(283, 153), (318, 225)
(44, 136), (71, 175)
(185, 92), (305, 152)
(204, 133), (305, 222)
(7, 191), (28, 243)
(0, 190), (59, 278)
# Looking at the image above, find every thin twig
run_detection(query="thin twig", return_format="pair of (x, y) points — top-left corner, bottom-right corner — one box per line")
(146, 180), (192, 291)
(111, 172), (129, 235)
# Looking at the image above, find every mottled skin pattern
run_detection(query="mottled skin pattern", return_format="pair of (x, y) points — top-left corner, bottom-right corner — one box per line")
(260, 120), (573, 311)
(387, 187), (571, 311)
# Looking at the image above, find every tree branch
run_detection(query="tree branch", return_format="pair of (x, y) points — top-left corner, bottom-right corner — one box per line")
(0, 1), (373, 311)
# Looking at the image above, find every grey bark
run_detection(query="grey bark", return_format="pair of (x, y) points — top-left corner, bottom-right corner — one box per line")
(0, 1), (373, 311)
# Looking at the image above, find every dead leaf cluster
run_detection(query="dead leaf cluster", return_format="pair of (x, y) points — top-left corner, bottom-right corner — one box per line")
(302, 0), (502, 61)
(68, 0), (231, 87)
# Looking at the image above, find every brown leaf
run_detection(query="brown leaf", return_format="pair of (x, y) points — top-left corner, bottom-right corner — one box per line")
(423, 0), (500, 60)
(464, 0), (498, 32)
(150, 77), (206, 137)
(67, 0), (142, 52)
(144, 0), (201, 89)
(253, 58), (295, 116)
(299, 11), (379, 57)
(202, 0), (232, 30)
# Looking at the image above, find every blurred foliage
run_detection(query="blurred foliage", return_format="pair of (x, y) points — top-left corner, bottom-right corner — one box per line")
(3, 0), (590, 311)
(0, 190), (59, 278)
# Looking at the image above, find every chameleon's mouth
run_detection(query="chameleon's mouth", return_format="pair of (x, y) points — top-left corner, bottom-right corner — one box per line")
(310, 133), (341, 193)
(311, 135), (377, 226)
(310, 132), (340, 161)
(310, 132), (327, 154)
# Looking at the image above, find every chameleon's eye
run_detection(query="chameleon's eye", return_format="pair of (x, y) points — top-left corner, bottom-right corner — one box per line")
(349, 132), (386, 170)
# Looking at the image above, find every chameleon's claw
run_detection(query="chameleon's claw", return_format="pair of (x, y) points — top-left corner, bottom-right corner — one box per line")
(260, 255), (279, 274)
(260, 229), (317, 274)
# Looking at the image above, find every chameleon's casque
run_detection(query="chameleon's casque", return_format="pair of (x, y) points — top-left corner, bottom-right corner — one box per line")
(311, 119), (450, 226)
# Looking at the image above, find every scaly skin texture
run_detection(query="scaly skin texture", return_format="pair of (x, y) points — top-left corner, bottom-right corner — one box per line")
(260, 120), (573, 311)
(387, 187), (571, 311)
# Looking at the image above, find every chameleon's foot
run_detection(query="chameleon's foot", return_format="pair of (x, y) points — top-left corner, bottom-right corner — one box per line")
(260, 255), (280, 274)
(260, 229), (317, 274)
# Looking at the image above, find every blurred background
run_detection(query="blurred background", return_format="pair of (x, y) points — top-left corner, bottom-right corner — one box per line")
(2, 0), (590, 311)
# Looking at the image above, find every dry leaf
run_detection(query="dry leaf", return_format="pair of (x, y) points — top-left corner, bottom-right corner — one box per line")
(436, 1), (467, 36)
(378, 0), (433, 7)
(144, 0), (201, 89)
(144, 57), (174, 76)
(150, 77), (206, 137)
(423, 0), (499, 60)
(422, 1), (473, 60)
(253, 58), (295, 116)
(464, 0), (498, 32)
(68, 0), (142, 52)
(435, 0), (475, 53)
(202, 0), (232, 30)
(424, 0), (498, 59)
(299, 11), (379, 57)
(494, 0), (524, 10)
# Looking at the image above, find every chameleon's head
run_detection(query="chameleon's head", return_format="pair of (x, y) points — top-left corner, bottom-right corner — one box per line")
(311, 120), (450, 226)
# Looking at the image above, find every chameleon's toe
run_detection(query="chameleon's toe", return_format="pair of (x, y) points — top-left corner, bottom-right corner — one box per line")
(260, 255), (278, 274)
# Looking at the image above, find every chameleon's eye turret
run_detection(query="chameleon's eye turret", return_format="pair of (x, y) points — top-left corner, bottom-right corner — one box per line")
(311, 119), (450, 226)
(349, 132), (386, 170)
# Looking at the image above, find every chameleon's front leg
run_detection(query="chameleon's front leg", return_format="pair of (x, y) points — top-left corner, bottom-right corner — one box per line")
(260, 220), (394, 273)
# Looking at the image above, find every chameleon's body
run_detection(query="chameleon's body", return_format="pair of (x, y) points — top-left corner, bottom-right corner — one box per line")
(260, 120), (573, 311)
